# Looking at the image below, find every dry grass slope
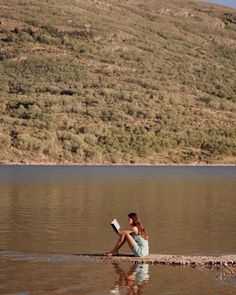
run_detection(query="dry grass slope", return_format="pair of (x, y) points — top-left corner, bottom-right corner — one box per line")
(0, 0), (235, 164)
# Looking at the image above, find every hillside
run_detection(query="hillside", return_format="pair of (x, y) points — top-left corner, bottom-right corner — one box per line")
(0, 0), (235, 164)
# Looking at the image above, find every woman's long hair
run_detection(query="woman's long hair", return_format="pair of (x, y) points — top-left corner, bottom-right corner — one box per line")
(128, 212), (149, 240)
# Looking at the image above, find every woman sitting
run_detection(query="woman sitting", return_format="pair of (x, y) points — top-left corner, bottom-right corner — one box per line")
(106, 212), (149, 257)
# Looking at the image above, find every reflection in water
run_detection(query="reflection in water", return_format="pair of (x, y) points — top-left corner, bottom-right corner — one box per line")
(214, 266), (236, 287)
(110, 262), (150, 295)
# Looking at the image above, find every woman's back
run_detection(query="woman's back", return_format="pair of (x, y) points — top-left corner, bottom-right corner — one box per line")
(132, 233), (149, 257)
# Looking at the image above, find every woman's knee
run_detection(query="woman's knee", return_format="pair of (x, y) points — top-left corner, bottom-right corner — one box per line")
(119, 230), (129, 235)
(124, 231), (132, 237)
(118, 231), (129, 239)
(118, 231), (126, 237)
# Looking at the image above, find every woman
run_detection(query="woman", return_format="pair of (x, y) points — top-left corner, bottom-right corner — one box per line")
(106, 212), (149, 257)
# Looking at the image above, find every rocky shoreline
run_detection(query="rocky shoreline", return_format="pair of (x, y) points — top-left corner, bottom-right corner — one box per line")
(0, 162), (235, 166)
(76, 253), (236, 270)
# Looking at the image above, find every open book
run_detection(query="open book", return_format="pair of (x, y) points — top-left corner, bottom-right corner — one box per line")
(110, 219), (120, 234)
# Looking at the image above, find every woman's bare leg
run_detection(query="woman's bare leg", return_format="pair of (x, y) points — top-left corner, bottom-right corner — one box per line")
(106, 231), (137, 256)
(106, 232), (126, 255)
(124, 232), (137, 251)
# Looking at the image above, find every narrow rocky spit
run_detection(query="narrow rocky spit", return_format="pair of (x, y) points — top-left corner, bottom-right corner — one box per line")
(76, 253), (236, 272)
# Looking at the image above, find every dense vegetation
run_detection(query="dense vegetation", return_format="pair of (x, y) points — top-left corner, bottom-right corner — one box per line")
(0, 0), (235, 164)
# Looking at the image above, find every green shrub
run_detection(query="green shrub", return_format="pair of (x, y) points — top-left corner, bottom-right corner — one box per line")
(0, 132), (11, 149)
(83, 148), (95, 161)
(40, 24), (63, 38)
(0, 52), (5, 61)
(57, 131), (84, 154)
(3, 59), (88, 84)
(17, 133), (41, 151)
(60, 89), (76, 96)
(84, 134), (97, 146)
(35, 34), (48, 43)
(6, 100), (42, 120)
(8, 81), (31, 94)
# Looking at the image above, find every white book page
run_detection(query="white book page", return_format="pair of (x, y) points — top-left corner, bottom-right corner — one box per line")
(111, 219), (120, 231)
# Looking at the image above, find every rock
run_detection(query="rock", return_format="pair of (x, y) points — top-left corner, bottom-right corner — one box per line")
(74, 253), (236, 270)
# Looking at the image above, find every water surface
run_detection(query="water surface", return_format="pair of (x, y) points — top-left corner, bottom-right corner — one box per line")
(0, 166), (235, 294)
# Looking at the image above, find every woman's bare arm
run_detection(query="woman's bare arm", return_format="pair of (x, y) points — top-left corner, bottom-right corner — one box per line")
(131, 226), (138, 233)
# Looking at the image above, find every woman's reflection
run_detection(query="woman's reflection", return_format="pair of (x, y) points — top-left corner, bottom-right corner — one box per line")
(110, 262), (150, 295)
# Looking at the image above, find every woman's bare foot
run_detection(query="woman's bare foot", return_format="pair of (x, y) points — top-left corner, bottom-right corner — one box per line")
(104, 251), (118, 256)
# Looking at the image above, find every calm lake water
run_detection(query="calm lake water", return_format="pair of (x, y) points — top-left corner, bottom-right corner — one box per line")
(0, 165), (236, 294)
